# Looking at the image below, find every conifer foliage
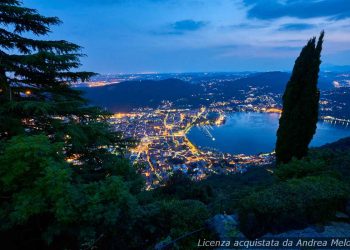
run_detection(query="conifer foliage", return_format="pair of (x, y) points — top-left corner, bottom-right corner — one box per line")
(0, 0), (135, 175)
(0, 0), (92, 135)
(276, 31), (324, 164)
(0, 1), (140, 248)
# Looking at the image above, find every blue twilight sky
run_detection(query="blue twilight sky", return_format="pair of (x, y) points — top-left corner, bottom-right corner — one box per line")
(24, 0), (350, 74)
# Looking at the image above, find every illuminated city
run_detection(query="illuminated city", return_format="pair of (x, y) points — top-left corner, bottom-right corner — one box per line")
(111, 108), (274, 189)
(88, 72), (350, 189)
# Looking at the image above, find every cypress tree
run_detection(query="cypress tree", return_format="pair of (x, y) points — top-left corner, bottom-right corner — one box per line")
(276, 31), (324, 164)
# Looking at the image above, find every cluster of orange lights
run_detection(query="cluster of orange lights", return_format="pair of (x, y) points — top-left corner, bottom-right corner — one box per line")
(112, 113), (138, 119)
(0, 88), (32, 95)
(266, 108), (282, 114)
(0, 89), (30, 95)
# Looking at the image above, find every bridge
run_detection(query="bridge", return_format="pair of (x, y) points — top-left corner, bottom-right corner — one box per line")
(321, 116), (350, 126)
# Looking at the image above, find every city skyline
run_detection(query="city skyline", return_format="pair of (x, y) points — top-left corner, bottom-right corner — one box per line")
(24, 0), (350, 74)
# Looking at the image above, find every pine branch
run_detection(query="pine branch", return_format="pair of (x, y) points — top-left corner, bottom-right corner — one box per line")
(0, 28), (81, 54)
(0, 4), (61, 35)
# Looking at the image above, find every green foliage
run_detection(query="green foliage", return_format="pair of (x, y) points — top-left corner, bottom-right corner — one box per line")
(0, 135), (212, 249)
(0, 0), (136, 169)
(0, 135), (69, 229)
(0, 135), (139, 248)
(237, 140), (350, 239)
(200, 167), (275, 214)
(276, 31), (324, 164)
(238, 175), (349, 238)
(274, 157), (330, 180)
(133, 199), (211, 249)
(309, 144), (350, 183)
(157, 171), (214, 204)
(328, 151), (350, 182)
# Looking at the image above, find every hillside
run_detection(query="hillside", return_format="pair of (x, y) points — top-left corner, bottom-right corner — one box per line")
(195, 136), (350, 239)
(319, 136), (350, 151)
(81, 78), (202, 112)
(80, 72), (335, 112)
(218, 71), (291, 96)
(219, 71), (332, 95)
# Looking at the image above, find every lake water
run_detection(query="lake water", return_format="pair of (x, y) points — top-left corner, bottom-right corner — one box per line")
(187, 112), (350, 155)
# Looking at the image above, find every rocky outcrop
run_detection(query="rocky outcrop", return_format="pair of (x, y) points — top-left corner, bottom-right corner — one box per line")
(209, 214), (244, 240)
(263, 222), (350, 238)
(211, 213), (350, 241)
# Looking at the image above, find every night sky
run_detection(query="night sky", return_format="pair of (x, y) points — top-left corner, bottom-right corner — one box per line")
(24, 0), (350, 73)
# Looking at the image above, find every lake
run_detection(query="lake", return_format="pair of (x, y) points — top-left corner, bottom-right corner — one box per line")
(187, 112), (350, 155)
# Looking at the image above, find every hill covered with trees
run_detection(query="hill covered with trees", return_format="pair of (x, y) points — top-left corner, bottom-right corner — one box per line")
(81, 71), (335, 112)
(82, 78), (202, 111)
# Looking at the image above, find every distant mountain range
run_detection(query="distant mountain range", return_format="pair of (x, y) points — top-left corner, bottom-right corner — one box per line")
(321, 64), (350, 72)
(223, 71), (334, 92)
(81, 71), (342, 112)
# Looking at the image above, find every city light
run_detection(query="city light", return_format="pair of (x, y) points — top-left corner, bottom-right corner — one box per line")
(111, 107), (275, 189)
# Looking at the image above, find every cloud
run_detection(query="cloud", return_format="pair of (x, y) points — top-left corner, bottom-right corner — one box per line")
(171, 19), (208, 31)
(153, 19), (208, 35)
(222, 23), (266, 30)
(243, 0), (350, 20)
(279, 23), (317, 31)
(25, 0), (350, 72)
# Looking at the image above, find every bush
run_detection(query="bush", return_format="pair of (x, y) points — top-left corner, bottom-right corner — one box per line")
(238, 176), (349, 238)
(309, 143), (350, 182)
(201, 167), (275, 213)
(156, 171), (214, 204)
(275, 158), (329, 180)
(133, 199), (211, 249)
(0, 135), (140, 249)
(327, 151), (350, 182)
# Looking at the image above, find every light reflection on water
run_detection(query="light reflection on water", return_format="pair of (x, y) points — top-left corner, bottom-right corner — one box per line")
(187, 112), (350, 155)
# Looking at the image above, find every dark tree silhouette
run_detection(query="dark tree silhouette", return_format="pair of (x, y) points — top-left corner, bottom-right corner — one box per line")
(276, 31), (324, 164)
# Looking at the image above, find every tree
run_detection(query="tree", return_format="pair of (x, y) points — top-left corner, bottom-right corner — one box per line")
(0, 0), (91, 136)
(0, 135), (139, 249)
(275, 31), (324, 164)
(0, 1), (141, 248)
(0, 0), (137, 179)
